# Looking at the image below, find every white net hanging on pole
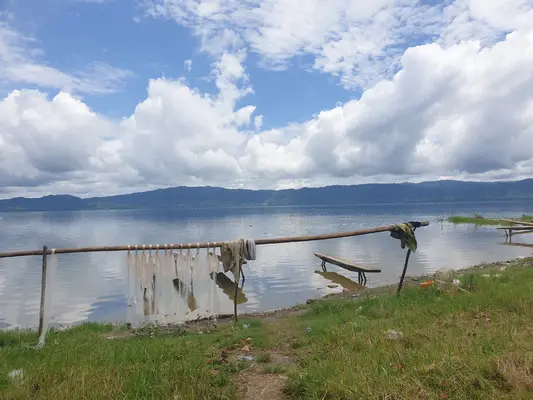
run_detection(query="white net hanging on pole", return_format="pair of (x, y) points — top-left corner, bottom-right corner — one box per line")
(206, 243), (220, 324)
(126, 245), (224, 327)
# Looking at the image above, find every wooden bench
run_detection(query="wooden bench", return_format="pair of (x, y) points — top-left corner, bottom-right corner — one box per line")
(313, 252), (381, 285)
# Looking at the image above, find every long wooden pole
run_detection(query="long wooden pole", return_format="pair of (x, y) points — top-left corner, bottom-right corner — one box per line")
(38, 245), (48, 337)
(499, 218), (533, 227)
(506, 229), (533, 236)
(496, 226), (533, 231)
(0, 221), (429, 259)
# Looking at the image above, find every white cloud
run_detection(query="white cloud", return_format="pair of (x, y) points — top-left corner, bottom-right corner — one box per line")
(113, 53), (252, 189)
(439, 0), (533, 46)
(1, 2), (533, 197)
(0, 23), (132, 95)
(0, 89), (129, 188)
(142, 0), (533, 90)
(184, 58), (192, 71)
(254, 115), (263, 130)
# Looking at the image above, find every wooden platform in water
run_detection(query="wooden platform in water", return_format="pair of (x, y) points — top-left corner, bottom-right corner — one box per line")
(313, 252), (381, 285)
(497, 226), (533, 241)
(496, 226), (533, 231)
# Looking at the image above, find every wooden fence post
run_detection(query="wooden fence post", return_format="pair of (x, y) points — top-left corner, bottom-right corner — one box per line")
(233, 264), (240, 323)
(38, 245), (48, 337)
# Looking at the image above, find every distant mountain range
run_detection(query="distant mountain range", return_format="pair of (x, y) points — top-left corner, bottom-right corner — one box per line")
(1, 179), (533, 212)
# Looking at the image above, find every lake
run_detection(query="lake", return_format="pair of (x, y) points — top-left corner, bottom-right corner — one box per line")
(1, 201), (533, 329)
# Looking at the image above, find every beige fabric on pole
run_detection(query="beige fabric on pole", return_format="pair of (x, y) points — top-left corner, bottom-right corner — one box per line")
(220, 239), (245, 280)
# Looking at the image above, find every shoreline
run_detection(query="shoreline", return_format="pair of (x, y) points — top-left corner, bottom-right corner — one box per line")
(447, 214), (533, 226)
(2, 256), (531, 335)
(135, 255), (532, 335)
(3, 256), (533, 399)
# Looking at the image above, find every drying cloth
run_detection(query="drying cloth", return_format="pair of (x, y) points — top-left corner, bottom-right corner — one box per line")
(244, 239), (256, 261)
(390, 223), (418, 252)
(220, 239), (246, 279)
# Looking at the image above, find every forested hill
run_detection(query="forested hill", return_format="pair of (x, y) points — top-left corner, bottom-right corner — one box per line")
(1, 179), (533, 211)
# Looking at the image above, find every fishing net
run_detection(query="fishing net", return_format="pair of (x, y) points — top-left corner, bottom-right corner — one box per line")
(126, 244), (228, 327)
(35, 238), (256, 346)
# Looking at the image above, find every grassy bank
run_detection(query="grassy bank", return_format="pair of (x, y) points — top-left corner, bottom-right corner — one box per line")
(447, 214), (533, 226)
(2, 258), (533, 399)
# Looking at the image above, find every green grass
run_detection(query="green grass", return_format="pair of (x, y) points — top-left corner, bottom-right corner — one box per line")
(447, 215), (509, 226)
(0, 319), (270, 399)
(448, 214), (533, 226)
(256, 352), (272, 363)
(2, 259), (533, 399)
(285, 261), (533, 399)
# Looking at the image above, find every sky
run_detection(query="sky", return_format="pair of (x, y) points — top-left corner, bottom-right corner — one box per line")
(0, 0), (532, 198)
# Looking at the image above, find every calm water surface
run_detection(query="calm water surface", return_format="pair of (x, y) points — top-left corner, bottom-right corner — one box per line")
(1, 202), (533, 329)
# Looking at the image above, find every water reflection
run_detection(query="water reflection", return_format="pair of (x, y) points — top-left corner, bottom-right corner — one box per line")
(503, 242), (533, 248)
(1, 202), (533, 329)
(314, 271), (364, 291)
(172, 277), (198, 312)
(211, 272), (248, 304)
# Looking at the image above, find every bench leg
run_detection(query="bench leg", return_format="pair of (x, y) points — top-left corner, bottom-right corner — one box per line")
(321, 260), (327, 272)
(362, 272), (367, 286)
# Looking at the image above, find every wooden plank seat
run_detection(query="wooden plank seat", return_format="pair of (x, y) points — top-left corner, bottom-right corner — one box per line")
(313, 252), (381, 285)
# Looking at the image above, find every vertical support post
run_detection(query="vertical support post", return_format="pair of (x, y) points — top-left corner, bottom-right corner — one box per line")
(233, 263), (240, 323)
(397, 249), (412, 296)
(38, 245), (48, 337)
(240, 269), (246, 289)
